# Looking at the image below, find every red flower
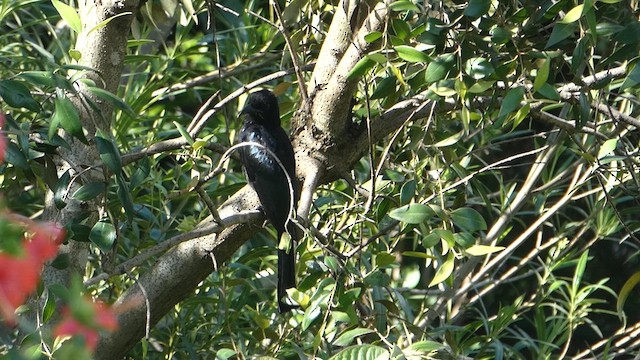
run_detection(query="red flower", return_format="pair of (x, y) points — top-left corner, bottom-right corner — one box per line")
(0, 222), (65, 324)
(54, 301), (118, 351)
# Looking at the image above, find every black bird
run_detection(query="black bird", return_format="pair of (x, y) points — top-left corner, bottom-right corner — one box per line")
(238, 89), (299, 313)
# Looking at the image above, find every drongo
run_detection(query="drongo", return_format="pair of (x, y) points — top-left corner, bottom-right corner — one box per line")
(238, 89), (299, 313)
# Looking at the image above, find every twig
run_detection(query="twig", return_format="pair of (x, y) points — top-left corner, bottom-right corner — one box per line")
(83, 209), (261, 287)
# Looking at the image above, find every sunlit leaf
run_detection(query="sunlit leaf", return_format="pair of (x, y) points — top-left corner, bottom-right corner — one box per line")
(533, 57), (550, 92)
(466, 245), (505, 256)
(329, 345), (388, 360)
(429, 254), (454, 287)
(464, 57), (494, 80)
(560, 4), (584, 24)
(425, 53), (454, 83)
(51, 0), (82, 34)
(597, 139), (618, 160)
(395, 45), (430, 63)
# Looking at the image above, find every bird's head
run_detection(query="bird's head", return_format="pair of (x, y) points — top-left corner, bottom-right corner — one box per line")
(240, 89), (281, 126)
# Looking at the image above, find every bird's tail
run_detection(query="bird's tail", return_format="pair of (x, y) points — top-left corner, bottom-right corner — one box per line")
(277, 247), (297, 313)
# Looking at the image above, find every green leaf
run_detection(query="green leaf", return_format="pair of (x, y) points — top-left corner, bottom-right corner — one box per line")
(51, 0), (82, 34)
(463, 0), (491, 18)
(174, 121), (194, 145)
(347, 56), (377, 80)
(597, 138), (618, 160)
(116, 174), (135, 220)
(577, 91), (591, 129)
(329, 345), (388, 360)
(429, 254), (454, 287)
(403, 251), (436, 260)
(370, 76), (397, 100)
(497, 86), (525, 123)
(86, 11), (132, 35)
(95, 131), (122, 173)
(364, 270), (390, 286)
(395, 45), (430, 63)
(533, 57), (550, 92)
(617, 272), (640, 318)
(451, 207), (487, 232)
(376, 252), (397, 268)
(466, 245), (505, 256)
(4, 142), (30, 169)
(465, 57), (494, 80)
(364, 31), (382, 43)
(621, 63), (640, 91)
(87, 86), (136, 118)
(53, 96), (88, 144)
(19, 71), (56, 88)
(89, 220), (117, 252)
(215, 348), (237, 360)
(560, 4), (584, 24)
(389, 1), (419, 12)
(425, 53), (454, 83)
(333, 328), (374, 347)
(54, 170), (71, 209)
(546, 22), (578, 48)
(0, 80), (40, 112)
(72, 182), (106, 201)
(572, 250), (589, 292)
(400, 179), (416, 204)
(389, 204), (435, 224)
(407, 340), (445, 353)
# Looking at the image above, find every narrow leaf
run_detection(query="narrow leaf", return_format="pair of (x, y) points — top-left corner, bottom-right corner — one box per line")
(497, 86), (525, 123)
(395, 45), (430, 63)
(617, 272), (640, 318)
(546, 22), (578, 48)
(54, 170), (71, 209)
(533, 57), (550, 92)
(333, 328), (374, 347)
(51, 0), (82, 34)
(72, 182), (106, 201)
(466, 245), (505, 256)
(174, 121), (194, 145)
(95, 131), (122, 173)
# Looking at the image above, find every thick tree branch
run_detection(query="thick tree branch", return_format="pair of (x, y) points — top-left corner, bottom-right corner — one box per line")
(95, 186), (262, 358)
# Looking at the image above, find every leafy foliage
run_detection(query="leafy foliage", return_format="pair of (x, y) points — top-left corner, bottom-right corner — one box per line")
(1, 0), (640, 358)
